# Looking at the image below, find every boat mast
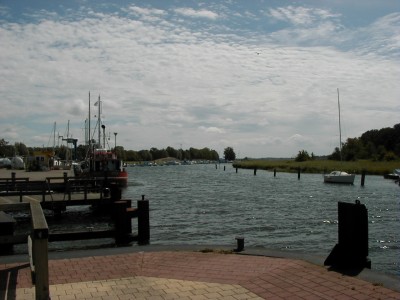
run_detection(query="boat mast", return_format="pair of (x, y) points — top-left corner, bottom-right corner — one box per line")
(88, 92), (91, 149)
(337, 88), (342, 162)
(97, 95), (101, 148)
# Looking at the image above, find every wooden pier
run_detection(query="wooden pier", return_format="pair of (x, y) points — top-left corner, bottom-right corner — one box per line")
(0, 170), (150, 250)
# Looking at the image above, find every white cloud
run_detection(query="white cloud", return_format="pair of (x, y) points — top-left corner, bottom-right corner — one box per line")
(174, 8), (219, 20)
(0, 3), (398, 158)
(267, 6), (340, 26)
(199, 126), (226, 134)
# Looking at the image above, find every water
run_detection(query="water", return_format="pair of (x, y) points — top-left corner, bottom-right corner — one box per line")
(123, 164), (399, 277)
(7, 163), (399, 277)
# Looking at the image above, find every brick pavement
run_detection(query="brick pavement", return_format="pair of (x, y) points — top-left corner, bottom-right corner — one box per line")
(1, 251), (400, 299)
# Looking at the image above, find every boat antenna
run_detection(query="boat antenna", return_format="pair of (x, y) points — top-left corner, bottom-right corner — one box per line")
(88, 91), (91, 149)
(337, 88), (342, 162)
(97, 95), (101, 147)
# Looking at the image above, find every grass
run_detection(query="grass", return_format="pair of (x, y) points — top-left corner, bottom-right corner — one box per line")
(232, 159), (400, 175)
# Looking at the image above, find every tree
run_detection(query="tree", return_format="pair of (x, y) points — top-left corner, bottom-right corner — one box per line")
(295, 150), (311, 162)
(224, 147), (236, 161)
(328, 147), (341, 161)
(14, 142), (29, 156)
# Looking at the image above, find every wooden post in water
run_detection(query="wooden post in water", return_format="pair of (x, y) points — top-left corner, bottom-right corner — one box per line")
(361, 170), (366, 187)
(254, 168), (257, 176)
(274, 169), (276, 177)
(114, 200), (132, 245)
(236, 168), (238, 173)
(138, 195), (150, 244)
(224, 166), (226, 171)
(298, 168), (301, 180)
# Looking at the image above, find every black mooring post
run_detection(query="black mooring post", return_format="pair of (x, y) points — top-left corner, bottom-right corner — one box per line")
(113, 200), (131, 245)
(324, 200), (370, 269)
(274, 169), (276, 177)
(138, 195), (150, 245)
(361, 170), (366, 187)
(297, 168), (301, 180)
(235, 236), (244, 252)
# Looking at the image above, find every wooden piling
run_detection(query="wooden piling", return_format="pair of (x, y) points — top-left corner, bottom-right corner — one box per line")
(236, 168), (238, 173)
(298, 168), (301, 180)
(113, 200), (132, 245)
(254, 168), (257, 176)
(274, 169), (276, 177)
(138, 195), (150, 245)
(361, 170), (366, 187)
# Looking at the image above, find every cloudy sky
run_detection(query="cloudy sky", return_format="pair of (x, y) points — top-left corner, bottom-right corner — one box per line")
(0, 0), (399, 158)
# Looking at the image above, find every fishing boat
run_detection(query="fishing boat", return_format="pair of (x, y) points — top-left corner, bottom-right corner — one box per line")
(324, 89), (355, 184)
(74, 94), (128, 187)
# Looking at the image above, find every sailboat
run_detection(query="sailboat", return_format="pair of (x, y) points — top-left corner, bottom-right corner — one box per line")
(73, 94), (128, 187)
(324, 89), (355, 184)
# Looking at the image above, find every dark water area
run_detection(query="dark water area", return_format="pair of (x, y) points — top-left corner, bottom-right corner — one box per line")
(5, 163), (399, 278)
(123, 164), (399, 277)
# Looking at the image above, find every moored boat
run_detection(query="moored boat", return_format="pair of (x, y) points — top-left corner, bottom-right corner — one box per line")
(324, 171), (356, 184)
(383, 169), (400, 180)
(73, 94), (128, 187)
(324, 89), (355, 184)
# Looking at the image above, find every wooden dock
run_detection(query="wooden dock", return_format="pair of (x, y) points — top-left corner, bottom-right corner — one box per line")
(0, 168), (150, 248)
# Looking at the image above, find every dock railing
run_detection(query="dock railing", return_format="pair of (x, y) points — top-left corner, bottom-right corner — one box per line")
(29, 201), (50, 300)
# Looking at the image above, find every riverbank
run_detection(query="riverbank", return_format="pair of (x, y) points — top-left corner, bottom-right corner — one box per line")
(233, 159), (400, 175)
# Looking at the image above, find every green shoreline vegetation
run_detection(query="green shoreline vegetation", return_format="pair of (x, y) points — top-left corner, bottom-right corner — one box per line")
(1, 124), (399, 176)
(232, 159), (399, 176)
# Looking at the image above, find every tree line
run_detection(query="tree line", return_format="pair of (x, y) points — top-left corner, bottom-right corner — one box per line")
(295, 123), (400, 162)
(0, 139), (222, 162)
(2, 123), (398, 162)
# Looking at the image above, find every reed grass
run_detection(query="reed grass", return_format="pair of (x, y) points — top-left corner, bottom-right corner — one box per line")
(232, 159), (400, 175)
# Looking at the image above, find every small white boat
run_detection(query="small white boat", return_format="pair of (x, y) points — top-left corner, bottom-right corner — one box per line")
(324, 171), (355, 184)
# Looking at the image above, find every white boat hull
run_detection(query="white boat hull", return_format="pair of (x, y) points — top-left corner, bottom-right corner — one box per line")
(324, 171), (355, 184)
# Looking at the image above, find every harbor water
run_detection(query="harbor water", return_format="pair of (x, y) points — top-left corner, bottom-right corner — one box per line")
(7, 164), (399, 278)
(123, 164), (399, 277)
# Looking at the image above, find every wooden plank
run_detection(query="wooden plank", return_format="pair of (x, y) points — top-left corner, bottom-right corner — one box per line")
(29, 201), (50, 299)
(28, 235), (35, 274)
(23, 195), (41, 204)
(0, 202), (30, 211)
(30, 202), (48, 238)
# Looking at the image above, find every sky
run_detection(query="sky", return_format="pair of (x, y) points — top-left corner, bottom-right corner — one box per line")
(0, 0), (399, 158)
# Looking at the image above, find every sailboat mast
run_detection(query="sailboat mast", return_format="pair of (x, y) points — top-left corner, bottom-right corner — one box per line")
(98, 95), (101, 147)
(88, 92), (91, 148)
(337, 88), (342, 161)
